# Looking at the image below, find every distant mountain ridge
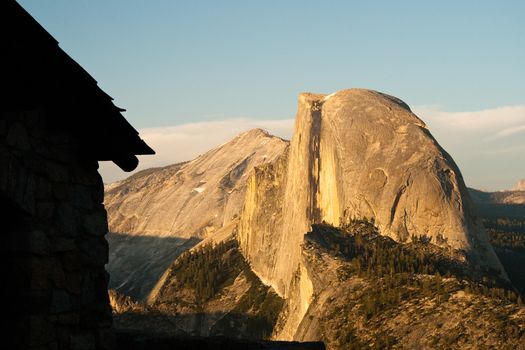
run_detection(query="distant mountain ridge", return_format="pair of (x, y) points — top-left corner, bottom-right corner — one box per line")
(105, 128), (288, 238)
(468, 187), (525, 219)
(105, 128), (288, 299)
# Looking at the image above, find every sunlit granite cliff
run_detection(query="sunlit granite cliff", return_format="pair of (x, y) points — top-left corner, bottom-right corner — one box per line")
(237, 89), (507, 338)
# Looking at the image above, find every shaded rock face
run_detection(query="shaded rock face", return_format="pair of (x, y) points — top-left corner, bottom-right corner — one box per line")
(237, 89), (506, 338)
(105, 129), (288, 300)
(124, 240), (285, 340)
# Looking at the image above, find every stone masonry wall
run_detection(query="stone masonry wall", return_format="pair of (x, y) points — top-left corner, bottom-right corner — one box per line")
(1, 107), (113, 349)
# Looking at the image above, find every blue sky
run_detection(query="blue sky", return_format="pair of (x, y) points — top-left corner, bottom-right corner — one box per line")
(19, 1), (525, 189)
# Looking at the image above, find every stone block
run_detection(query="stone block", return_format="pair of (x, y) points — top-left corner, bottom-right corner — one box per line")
(6, 122), (30, 150)
(81, 272), (110, 306)
(0, 119), (7, 135)
(80, 304), (112, 328)
(51, 237), (76, 253)
(8, 163), (36, 214)
(49, 257), (66, 289)
(97, 327), (115, 350)
(0, 148), (8, 191)
(70, 331), (96, 350)
(36, 176), (53, 199)
(78, 237), (108, 266)
(22, 108), (42, 125)
(22, 170), (36, 214)
(26, 256), (64, 290)
(46, 161), (69, 183)
(56, 326), (71, 349)
(56, 203), (78, 236)
(47, 131), (74, 146)
(53, 182), (70, 200)
(71, 164), (100, 185)
(94, 182), (104, 204)
(60, 251), (82, 272)
(57, 312), (80, 325)
(29, 315), (56, 347)
(82, 210), (108, 236)
(29, 230), (50, 255)
(51, 289), (72, 313)
(46, 146), (74, 164)
(9, 230), (50, 256)
(23, 152), (48, 177)
(29, 289), (52, 314)
(71, 184), (94, 210)
(64, 272), (83, 295)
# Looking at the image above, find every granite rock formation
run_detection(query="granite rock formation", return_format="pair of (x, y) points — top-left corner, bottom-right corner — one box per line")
(105, 89), (513, 346)
(105, 128), (286, 238)
(105, 129), (287, 300)
(237, 89), (507, 338)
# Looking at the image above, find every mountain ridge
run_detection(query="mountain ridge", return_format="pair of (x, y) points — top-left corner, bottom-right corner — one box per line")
(105, 127), (288, 299)
(106, 89), (522, 349)
(237, 88), (507, 338)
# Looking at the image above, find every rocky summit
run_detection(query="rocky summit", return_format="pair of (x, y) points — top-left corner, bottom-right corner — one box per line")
(237, 89), (507, 338)
(105, 128), (287, 300)
(106, 89), (522, 349)
(105, 128), (287, 239)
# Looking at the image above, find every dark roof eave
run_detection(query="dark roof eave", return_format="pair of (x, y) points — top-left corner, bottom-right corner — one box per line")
(7, 1), (156, 165)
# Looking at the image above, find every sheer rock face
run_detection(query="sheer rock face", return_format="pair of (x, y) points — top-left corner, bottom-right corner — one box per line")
(105, 128), (287, 239)
(237, 89), (507, 338)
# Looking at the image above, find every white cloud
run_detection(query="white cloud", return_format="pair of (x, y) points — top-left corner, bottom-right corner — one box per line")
(412, 104), (525, 151)
(99, 105), (525, 191)
(412, 105), (525, 190)
(485, 124), (525, 141)
(482, 144), (525, 155)
(99, 118), (294, 183)
(413, 105), (525, 131)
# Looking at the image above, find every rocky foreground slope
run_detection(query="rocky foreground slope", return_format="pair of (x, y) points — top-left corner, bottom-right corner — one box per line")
(105, 129), (287, 299)
(293, 223), (524, 350)
(117, 221), (524, 350)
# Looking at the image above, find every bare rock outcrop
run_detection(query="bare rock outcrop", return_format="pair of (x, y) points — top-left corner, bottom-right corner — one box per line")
(105, 129), (288, 299)
(105, 128), (287, 238)
(237, 89), (507, 339)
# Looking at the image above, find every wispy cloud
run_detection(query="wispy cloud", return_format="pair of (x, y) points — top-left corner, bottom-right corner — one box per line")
(412, 105), (525, 190)
(485, 124), (525, 141)
(413, 105), (525, 132)
(99, 105), (525, 190)
(481, 144), (525, 155)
